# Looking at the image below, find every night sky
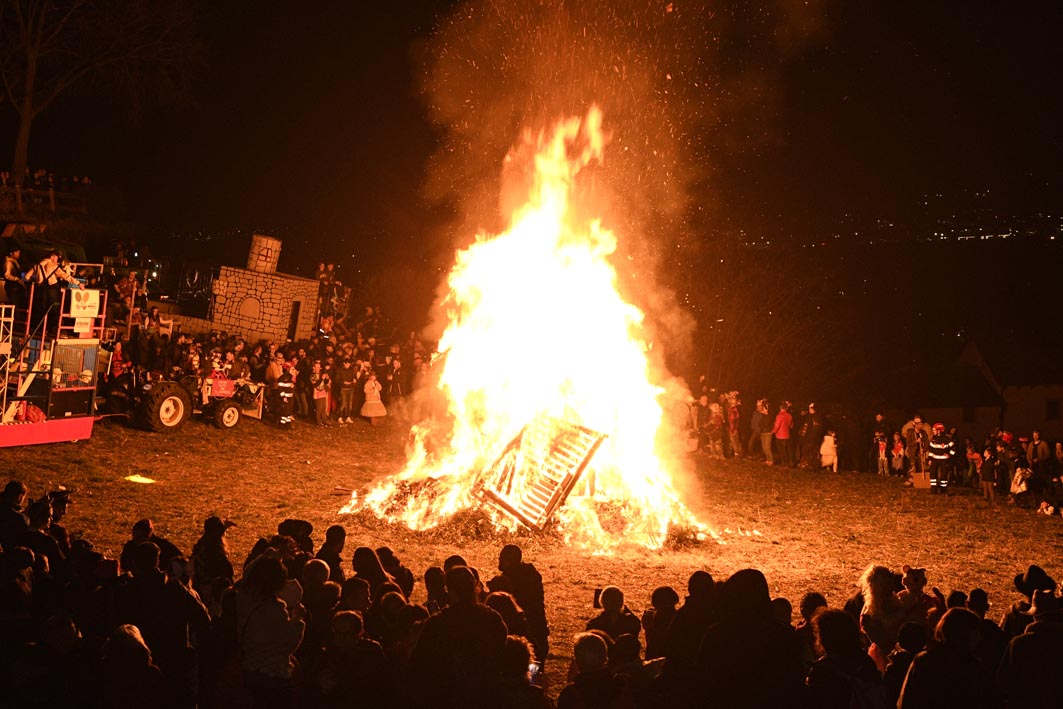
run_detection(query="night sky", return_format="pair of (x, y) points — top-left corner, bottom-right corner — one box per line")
(742, 1), (1063, 235)
(6, 1), (1060, 249)
(2, 1), (1060, 394)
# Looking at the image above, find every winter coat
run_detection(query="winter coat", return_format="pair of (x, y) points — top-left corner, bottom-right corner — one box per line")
(772, 411), (794, 440)
(236, 593), (305, 680)
(897, 646), (993, 709)
(996, 617), (1063, 708)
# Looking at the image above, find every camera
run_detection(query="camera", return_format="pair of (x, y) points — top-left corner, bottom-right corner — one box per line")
(528, 661), (542, 686)
(593, 587), (603, 609)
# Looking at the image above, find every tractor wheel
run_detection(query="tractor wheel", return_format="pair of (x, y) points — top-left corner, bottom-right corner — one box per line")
(213, 400), (241, 429)
(143, 381), (192, 432)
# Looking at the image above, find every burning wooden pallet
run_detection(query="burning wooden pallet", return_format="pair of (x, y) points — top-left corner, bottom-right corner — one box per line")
(476, 416), (606, 531)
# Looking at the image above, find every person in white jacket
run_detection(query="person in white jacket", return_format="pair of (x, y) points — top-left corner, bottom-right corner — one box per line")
(820, 429), (838, 473)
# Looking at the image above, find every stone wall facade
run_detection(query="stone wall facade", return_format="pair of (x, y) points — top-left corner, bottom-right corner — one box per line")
(210, 266), (319, 343)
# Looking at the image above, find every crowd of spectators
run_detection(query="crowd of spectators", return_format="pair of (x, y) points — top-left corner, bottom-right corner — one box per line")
(1, 478), (1061, 709)
(690, 386), (1063, 521)
(314, 263), (351, 322)
(100, 299), (430, 428)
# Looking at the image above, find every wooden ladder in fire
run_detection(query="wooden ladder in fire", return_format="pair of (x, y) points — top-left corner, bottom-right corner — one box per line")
(477, 416), (606, 531)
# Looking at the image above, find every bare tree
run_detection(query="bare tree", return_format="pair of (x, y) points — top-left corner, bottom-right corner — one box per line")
(0, 0), (199, 191)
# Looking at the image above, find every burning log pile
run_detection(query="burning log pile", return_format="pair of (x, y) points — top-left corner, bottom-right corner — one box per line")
(342, 107), (710, 552)
(475, 416), (606, 532)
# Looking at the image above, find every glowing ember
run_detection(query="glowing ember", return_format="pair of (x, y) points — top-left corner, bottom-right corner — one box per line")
(342, 107), (709, 551)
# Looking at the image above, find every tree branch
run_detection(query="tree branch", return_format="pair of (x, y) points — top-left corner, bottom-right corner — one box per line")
(40, 0), (86, 49)
(0, 70), (19, 115)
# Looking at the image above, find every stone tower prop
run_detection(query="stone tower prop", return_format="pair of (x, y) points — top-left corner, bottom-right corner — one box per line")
(207, 234), (319, 343)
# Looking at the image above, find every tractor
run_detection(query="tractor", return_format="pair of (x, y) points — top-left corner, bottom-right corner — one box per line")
(100, 364), (265, 433)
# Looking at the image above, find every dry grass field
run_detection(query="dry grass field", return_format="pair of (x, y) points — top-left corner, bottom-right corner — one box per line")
(7, 414), (1063, 679)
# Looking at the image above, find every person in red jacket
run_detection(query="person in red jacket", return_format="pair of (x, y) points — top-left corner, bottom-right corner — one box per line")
(772, 402), (794, 467)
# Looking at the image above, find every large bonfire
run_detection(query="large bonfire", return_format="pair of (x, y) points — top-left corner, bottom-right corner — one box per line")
(343, 107), (708, 552)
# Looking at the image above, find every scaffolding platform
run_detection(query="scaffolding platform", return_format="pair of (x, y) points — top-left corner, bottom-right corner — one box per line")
(1, 276), (107, 447)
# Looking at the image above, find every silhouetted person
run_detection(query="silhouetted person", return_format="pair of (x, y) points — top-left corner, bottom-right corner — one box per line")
(806, 609), (887, 709)
(642, 585), (679, 660)
(338, 576), (371, 615)
(898, 608), (993, 709)
(443, 554), (468, 571)
(236, 554), (306, 709)
(486, 591), (530, 640)
(300, 558), (341, 661)
(424, 566), (447, 614)
(492, 634), (554, 708)
(0, 480), (29, 550)
(376, 546), (415, 599)
(351, 546), (396, 600)
(587, 586), (641, 641)
(365, 588), (406, 647)
(119, 519), (181, 575)
(44, 488), (73, 558)
(408, 565), (508, 709)
(191, 515), (235, 617)
(111, 541), (210, 705)
(315, 610), (393, 709)
(557, 632), (634, 709)
(17, 496), (69, 580)
(795, 592), (828, 674)
(661, 570), (716, 695)
(315, 525), (346, 583)
(97, 624), (175, 709)
(996, 589), (1063, 708)
(966, 587), (1007, 675)
(489, 544), (550, 665)
(610, 633), (657, 708)
(6, 614), (94, 708)
(883, 622), (927, 707)
(1001, 565), (1056, 642)
(277, 519), (314, 554)
(696, 569), (806, 708)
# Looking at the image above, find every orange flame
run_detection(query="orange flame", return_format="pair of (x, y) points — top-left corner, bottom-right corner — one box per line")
(343, 106), (709, 551)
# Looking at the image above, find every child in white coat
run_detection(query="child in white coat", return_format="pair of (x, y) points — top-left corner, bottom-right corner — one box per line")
(820, 429), (838, 473)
